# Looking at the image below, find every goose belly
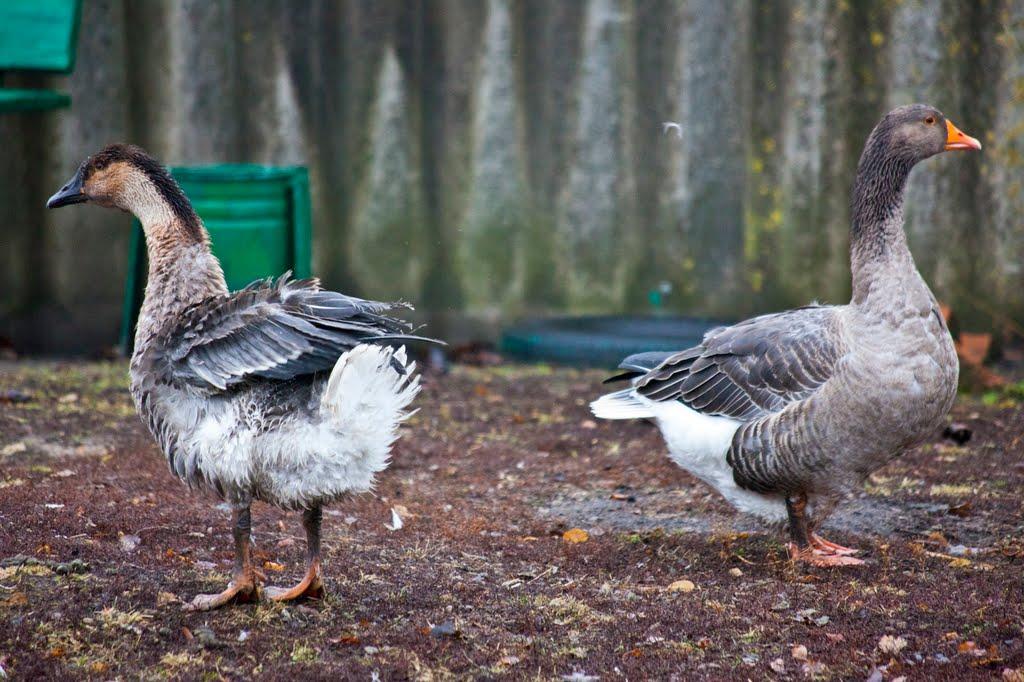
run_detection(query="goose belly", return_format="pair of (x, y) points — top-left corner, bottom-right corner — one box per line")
(640, 397), (788, 523)
(139, 383), (389, 509)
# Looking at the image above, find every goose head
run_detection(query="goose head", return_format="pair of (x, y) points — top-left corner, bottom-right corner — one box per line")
(47, 144), (172, 211)
(861, 104), (981, 168)
(47, 144), (203, 242)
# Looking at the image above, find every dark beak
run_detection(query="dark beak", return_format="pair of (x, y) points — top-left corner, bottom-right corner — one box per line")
(46, 167), (88, 208)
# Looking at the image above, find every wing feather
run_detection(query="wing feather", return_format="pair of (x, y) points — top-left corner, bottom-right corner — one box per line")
(629, 306), (844, 420)
(155, 274), (436, 392)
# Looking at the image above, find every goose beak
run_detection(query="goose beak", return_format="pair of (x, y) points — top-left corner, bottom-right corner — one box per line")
(46, 167), (88, 208)
(944, 119), (982, 151)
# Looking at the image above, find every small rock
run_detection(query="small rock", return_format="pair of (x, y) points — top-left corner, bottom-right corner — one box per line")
(942, 423), (972, 445)
(791, 644), (808, 661)
(58, 393), (78, 404)
(238, 630), (250, 642)
(769, 657), (786, 673)
(728, 567), (743, 577)
(0, 389), (32, 404)
(429, 620), (461, 638)
(193, 625), (221, 649)
(363, 645), (380, 655)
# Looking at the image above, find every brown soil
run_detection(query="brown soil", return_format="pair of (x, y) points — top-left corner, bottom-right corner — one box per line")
(0, 361), (1022, 680)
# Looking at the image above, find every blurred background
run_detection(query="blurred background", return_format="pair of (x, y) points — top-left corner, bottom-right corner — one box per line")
(1, 0), (1021, 357)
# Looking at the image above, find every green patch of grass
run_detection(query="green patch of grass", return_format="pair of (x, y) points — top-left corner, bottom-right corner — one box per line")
(290, 642), (318, 663)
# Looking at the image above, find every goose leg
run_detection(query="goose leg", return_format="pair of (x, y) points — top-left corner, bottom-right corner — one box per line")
(264, 507), (324, 602)
(185, 506), (260, 611)
(810, 533), (860, 556)
(785, 494), (863, 567)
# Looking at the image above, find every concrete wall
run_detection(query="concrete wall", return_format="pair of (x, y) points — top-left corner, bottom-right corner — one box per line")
(1, 0), (1021, 353)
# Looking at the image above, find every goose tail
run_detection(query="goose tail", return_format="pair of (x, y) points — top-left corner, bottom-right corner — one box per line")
(590, 388), (655, 420)
(320, 344), (421, 465)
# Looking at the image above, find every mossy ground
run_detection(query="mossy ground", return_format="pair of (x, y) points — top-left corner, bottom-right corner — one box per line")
(0, 360), (1022, 680)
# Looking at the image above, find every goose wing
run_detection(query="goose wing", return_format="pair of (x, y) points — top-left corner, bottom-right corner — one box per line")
(156, 274), (432, 392)
(632, 306), (845, 421)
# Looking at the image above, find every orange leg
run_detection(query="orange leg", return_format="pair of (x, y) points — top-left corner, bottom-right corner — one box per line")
(264, 507), (325, 602)
(185, 507), (261, 611)
(810, 533), (860, 556)
(785, 494), (864, 567)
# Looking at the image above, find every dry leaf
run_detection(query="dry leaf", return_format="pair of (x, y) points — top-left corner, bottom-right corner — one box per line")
(667, 579), (696, 593)
(878, 634), (907, 655)
(156, 591), (180, 607)
(957, 332), (991, 366)
(263, 561), (285, 572)
(562, 528), (589, 544)
(791, 644), (808, 661)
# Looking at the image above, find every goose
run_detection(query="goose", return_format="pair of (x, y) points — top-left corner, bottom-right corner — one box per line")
(592, 105), (980, 566)
(47, 144), (440, 609)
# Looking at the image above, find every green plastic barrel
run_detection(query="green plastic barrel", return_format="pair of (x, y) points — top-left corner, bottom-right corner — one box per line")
(120, 164), (312, 353)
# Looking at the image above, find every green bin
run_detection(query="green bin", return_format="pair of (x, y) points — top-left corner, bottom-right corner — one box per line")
(120, 164), (312, 353)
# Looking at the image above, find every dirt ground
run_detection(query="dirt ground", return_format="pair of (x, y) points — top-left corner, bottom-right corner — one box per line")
(0, 360), (1022, 680)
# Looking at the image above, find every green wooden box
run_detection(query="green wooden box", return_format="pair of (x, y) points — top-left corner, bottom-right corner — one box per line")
(0, 0), (81, 113)
(120, 164), (313, 353)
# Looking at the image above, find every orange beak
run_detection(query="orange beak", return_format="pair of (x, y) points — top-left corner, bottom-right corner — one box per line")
(945, 119), (982, 151)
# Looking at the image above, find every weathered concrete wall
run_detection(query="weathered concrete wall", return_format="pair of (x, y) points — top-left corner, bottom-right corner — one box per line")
(1, 0), (1021, 353)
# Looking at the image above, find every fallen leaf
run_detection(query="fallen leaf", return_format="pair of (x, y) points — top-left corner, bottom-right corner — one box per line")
(330, 634), (361, 646)
(878, 634), (908, 655)
(791, 644), (808, 661)
(156, 591), (180, 607)
(957, 332), (991, 366)
(0, 442), (27, 457)
(119, 534), (141, 553)
(58, 393), (78, 404)
(667, 579), (696, 593)
(959, 640), (984, 656)
(562, 528), (589, 544)
(263, 561), (285, 572)
(769, 657), (786, 673)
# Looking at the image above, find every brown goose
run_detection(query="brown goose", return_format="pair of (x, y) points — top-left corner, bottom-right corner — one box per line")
(48, 144), (438, 608)
(592, 105), (980, 566)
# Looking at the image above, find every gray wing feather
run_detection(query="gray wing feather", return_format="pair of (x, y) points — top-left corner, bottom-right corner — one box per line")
(157, 274), (421, 392)
(633, 306), (845, 421)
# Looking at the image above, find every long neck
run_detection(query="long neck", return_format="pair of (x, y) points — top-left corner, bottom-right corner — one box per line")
(126, 173), (227, 349)
(848, 141), (917, 306)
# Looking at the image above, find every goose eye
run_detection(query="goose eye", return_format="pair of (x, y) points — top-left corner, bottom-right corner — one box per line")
(924, 116), (936, 125)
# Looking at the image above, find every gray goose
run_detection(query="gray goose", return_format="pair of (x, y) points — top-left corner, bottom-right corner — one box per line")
(48, 144), (438, 609)
(592, 105), (980, 566)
